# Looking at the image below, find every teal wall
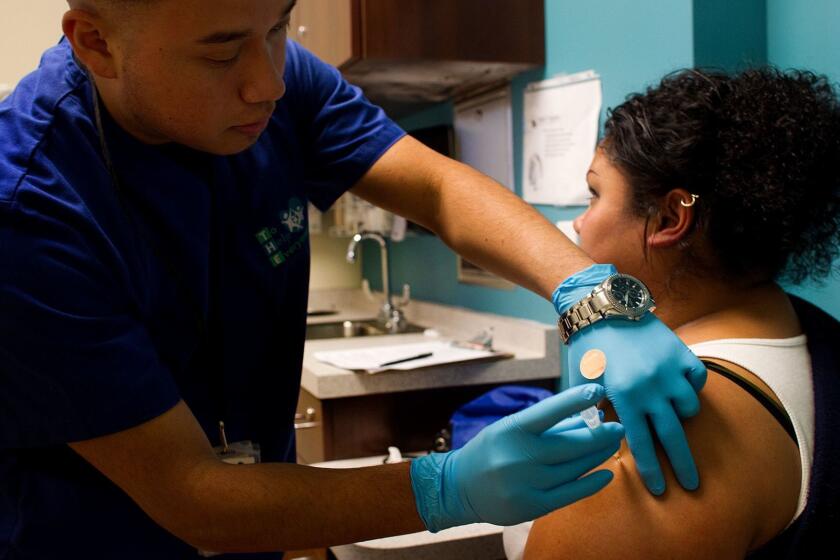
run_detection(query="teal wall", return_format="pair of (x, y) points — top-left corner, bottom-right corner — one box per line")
(364, 0), (840, 322)
(767, 0), (840, 79)
(766, 0), (840, 319)
(693, 0), (766, 70)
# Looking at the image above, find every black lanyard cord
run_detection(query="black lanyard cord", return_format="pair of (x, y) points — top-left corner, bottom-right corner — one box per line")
(90, 79), (228, 430)
(91, 83), (210, 340)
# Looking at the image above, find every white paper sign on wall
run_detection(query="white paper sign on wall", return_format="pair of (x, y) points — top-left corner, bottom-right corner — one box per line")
(523, 70), (602, 206)
(454, 87), (514, 191)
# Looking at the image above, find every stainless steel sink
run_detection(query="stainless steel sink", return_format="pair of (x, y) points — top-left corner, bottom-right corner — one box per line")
(306, 319), (425, 340)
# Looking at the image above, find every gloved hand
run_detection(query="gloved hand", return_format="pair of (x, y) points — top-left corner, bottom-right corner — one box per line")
(410, 384), (624, 532)
(553, 264), (707, 495)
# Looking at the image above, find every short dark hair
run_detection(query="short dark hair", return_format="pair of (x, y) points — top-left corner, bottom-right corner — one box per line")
(603, 67), (840, 286)
(66, 0), (157, 11)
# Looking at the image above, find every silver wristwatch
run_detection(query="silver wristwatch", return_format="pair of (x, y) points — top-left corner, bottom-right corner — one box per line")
(557, 273), (656, 344)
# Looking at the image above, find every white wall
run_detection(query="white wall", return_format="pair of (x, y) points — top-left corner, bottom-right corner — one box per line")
(310, 234), (362, 291)
(1, 0), (67, 88)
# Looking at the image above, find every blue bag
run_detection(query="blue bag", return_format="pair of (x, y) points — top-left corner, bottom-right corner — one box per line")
(449, 385), (553, 449)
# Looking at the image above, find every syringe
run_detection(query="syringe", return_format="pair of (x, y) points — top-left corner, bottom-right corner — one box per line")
(580, 405), (601, 429)
(580, 405), (622, 462)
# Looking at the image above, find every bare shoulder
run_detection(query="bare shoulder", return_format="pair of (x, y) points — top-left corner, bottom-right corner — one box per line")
(523, 369), (801, 560)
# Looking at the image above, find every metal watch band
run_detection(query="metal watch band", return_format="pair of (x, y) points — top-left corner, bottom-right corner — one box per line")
(557, 288), (613, 344)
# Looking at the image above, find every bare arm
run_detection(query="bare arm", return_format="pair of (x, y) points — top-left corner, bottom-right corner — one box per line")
(70, 401), (424, 553)
(350, 135), (593, 300)
(521, 366), (801, 560)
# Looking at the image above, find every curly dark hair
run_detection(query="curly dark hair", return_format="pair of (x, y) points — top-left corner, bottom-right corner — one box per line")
(603, 67), (840, 285)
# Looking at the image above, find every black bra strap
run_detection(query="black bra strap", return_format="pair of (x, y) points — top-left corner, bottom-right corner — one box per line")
(701, 359), (799, 448)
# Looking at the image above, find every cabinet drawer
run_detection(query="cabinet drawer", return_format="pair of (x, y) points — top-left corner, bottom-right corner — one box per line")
(295, 388), (326, 464)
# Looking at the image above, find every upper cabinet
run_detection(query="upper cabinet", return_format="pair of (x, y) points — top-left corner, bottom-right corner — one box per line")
(290, 0), (355, 68)
(290, 0), (545, 115)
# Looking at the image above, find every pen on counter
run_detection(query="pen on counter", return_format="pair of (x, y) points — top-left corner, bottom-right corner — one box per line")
(379, 352), (434, 367)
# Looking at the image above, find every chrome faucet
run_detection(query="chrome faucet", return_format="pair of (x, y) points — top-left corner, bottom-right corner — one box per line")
(346, 231), (410, 333)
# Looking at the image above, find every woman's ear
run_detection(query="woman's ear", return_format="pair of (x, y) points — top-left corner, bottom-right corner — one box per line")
(646, 189), (697, 248)
(62, 9), (118, 79)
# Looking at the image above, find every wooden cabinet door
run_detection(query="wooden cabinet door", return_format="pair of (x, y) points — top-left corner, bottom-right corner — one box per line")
(295, 379), (556, 464)
(295, 388), (327, 464)
(289, 0), (355, 68)
(359, 0), (544, 64)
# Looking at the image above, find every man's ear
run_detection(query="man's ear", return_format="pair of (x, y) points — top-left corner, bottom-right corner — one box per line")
(646, 189), (697, 249)
(62, 9), (118, 79)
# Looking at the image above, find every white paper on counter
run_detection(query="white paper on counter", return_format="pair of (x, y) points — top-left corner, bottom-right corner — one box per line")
(313, 341), (509, 374)
(522, 70), (602, 206)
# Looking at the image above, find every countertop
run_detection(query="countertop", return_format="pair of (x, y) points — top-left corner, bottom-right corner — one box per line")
(303, 289), (560, 399)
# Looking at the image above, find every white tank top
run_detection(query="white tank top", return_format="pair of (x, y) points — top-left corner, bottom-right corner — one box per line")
(503, 336), (815, 560)
(689, 335), (814, 522)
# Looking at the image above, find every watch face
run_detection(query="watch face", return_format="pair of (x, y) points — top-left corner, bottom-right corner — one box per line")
(606, 274), (650, 315)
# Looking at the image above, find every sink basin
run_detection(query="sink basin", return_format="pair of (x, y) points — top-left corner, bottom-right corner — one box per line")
(306, 319), (425, 340)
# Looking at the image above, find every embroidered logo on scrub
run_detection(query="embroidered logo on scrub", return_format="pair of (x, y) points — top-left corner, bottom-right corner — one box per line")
(255, 198), (309, 267)
(281, 204), (305, 233)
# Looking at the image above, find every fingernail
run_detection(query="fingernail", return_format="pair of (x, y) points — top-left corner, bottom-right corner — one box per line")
(582, 384), (603, 401)
(644, 472), (666, 496)
(604, 422), (624, 437)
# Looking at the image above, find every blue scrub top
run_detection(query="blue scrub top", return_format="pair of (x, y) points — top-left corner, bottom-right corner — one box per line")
(0, 38), (404, 558)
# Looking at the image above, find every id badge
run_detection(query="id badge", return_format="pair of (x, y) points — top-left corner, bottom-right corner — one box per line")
(212, 440), (261, 465)
(212, 421), (261, 464)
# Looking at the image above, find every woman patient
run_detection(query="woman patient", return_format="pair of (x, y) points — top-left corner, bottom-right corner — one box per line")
(505, 68), (840, 559)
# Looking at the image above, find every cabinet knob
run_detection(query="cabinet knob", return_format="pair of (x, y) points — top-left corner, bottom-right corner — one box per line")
(295, 407), (317, 421)
(294, 407), (319, 430)
(297, 25), (308, 38)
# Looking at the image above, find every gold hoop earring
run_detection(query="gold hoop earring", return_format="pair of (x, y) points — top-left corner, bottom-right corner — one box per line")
(680, 194), (700, 207)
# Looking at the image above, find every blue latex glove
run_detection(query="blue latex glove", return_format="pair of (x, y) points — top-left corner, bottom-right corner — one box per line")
(553, 264), (707, 495)
(410, 384), (624, 532)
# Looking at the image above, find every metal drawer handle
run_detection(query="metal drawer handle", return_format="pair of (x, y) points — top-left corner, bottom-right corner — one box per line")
(294, 407), (319, 430)
(295, 407), (317, 422)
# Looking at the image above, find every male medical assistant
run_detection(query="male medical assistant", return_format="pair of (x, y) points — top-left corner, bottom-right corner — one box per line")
(1, 36), (409, 556)
(0, 4), (705, 558)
